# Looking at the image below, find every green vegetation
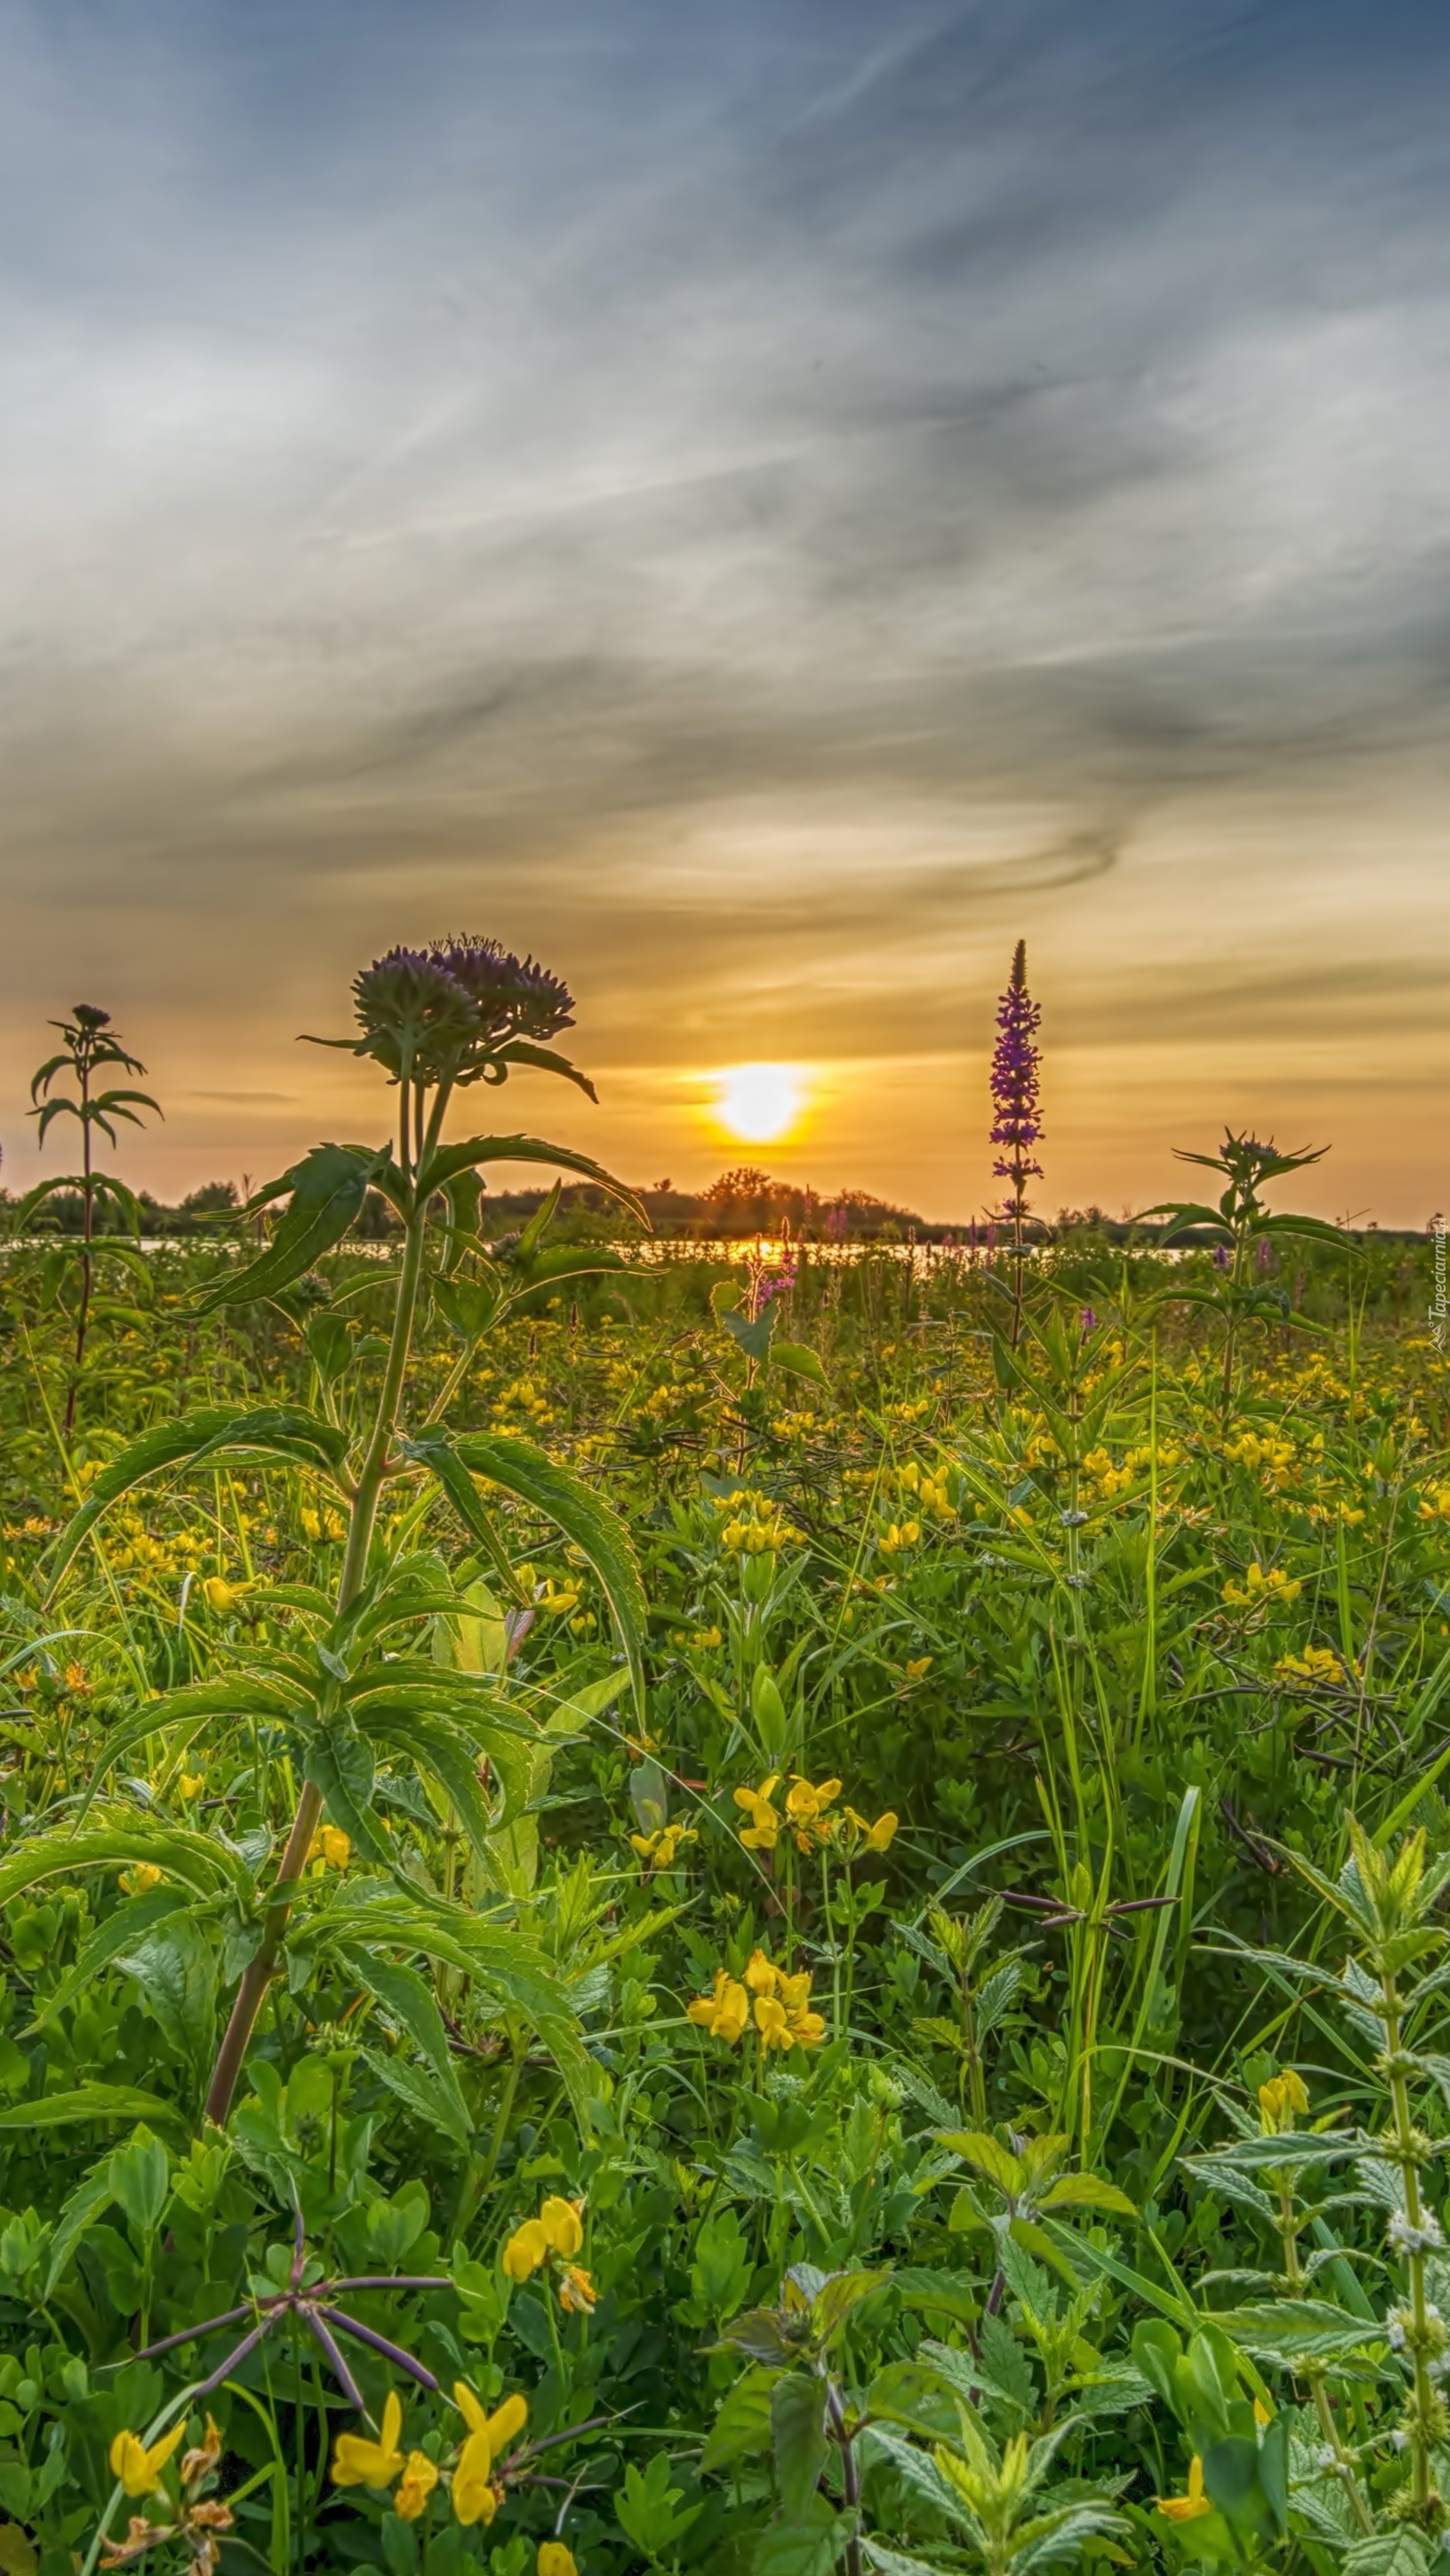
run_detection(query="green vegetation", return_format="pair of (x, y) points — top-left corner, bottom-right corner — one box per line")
(0, 945), (1447, 2576)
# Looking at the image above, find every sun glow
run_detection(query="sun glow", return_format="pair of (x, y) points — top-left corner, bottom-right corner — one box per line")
(715, 1063), (803, 1144)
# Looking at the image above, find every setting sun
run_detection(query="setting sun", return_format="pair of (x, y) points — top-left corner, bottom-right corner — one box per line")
(715, 1062), (803, 1143)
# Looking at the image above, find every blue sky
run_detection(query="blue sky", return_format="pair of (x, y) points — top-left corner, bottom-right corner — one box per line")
(2, 0), (1447, 1217)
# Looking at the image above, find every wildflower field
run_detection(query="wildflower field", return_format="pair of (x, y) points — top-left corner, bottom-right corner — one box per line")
(0, 946), (1447, 2576)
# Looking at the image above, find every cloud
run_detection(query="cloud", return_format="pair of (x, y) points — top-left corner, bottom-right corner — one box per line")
(0, 0), (1446, 1214)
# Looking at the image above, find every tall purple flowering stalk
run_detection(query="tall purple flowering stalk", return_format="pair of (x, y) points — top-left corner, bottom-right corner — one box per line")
(989, 938), (1043, 1346)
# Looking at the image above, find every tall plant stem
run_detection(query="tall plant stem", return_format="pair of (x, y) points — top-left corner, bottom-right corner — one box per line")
(64, 1054), (95, 1437)
(203, 1200), (429, 2128)
(1382, 1966), (1441, 2523)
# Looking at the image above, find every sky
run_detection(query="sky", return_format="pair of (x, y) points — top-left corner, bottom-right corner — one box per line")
(1, 0), (1447, 1224)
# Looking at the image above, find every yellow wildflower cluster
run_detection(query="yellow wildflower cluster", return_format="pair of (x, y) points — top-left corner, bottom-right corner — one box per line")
(492, 1377), (555, 1427)
(1258, 2067), (1309, 2134)
(770, 1410), (820, 1442)
(895, 1460), (953, 1515)
(1418, 1485), (1450, 1523)
(107, 1508), (214, 1579)
(332, 2383), (527, 2528)
(1274, 1646), (1356, 1690)
(1, 1516), (56, 1542)
(501, 2197), (595, 2315)
(885, 1398), (931, 1425)
(120, 1863), (164, 1898)
(1221, 1562), (1301, 1608)
(299, 1504), (347, 1544)
(731, 1775), (897, 1856)
(629, 1821), (697, 1874)
(1223, 1429), (1299, 1488)
(688, 1949), (826, 2052)
(714, 1490), (803, 1555)
(876, 1518), (921, 1555)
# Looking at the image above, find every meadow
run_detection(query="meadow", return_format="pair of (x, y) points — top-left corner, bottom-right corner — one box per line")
(0, 947), (1447, 2576)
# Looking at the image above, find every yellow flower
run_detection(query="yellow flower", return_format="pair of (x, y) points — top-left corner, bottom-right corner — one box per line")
(785, 1776), (841, 1834)
(687, 1969), (751, 2044)
(396, 2450), (439, 2521)
(309, 1825), (351, 1871)
(332, 2392), (406, 2490)
(538, 2546), (578, 2576)
(1156, 2455), (1213, 2523)
(558, 2264), (596, 2314)
(110, 2420), (186, 2499)
(1258, 2069), (1310, 2134)
(451, 2385), (526, 2527)
(539, 2196), (585, 2258)
(629, 1823), (697, 1873)
(903, 1657), (933, 1684)
(64, 1662), (90, 1694)
(119, 1863), (163, 1898)
(178, 1771), (206, 1802)
(754, 1995), (792, 2051)
(502, 2218), (550, 2282)
(734, 1778), (781, 1851)
(845, 1806), (898, 1852)
(744, 1949), (778, 1996)
(201, 1578), (238, 1615)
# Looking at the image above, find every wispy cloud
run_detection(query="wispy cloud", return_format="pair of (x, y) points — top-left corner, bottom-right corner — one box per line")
(0, 0), (1445, 1213)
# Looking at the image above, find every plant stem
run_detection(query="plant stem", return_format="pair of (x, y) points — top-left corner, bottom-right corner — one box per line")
(203, 1193), (430, 2129)
(1382, 1963), (1441, 2523)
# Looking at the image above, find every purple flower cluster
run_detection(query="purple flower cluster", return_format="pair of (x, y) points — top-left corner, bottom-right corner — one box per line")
(351, 936), (574, 1087)
(990, 938), (1043, 1193)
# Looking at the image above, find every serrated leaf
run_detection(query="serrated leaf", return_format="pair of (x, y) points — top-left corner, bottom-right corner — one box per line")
(46, 1407), (348, 1586)
(0, 2084), (183, 2133)
(196, 1142), (386, 1309)
(337, 1946), (470, 2144)
(113, 1920), (218, 2082)
(407, 1429), (648, 1722)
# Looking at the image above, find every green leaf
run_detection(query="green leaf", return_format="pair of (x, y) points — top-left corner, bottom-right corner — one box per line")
(770, 1341), (828, 1388)
(108, 2126), (172, 2235)
(323, 1887), (591, 2128)
(702, 2365), (781, 2472)
(813, 2266), (889, 2346)
(113, 1922), (218, 2082)
(0, 2084), (184, 2134)
(196, 1142), (388, 1309)
(719, 1303), (775, 1365)
(46, 1406), (349, 1587)
(771, 2373), (828, 2519)
(0, 1819), (248, 1909)
(406, 1429), (648, 1723)
(415, 1133), (644, 1224)
(303, 1723), (391, 1867)
(28, 1885), (187, 2033)
(863, 2360), (958, 2444)
(752, 2509), (843, 2576)
(937, 2131), (1023, 2194)
(362, 2048), (472, 2153)
(491, 1038), (599, 1099)
(43, 2162), (116, 2298)
(1037, 2172), (1137, 2217)
(337, 1947), (470, 2144)
(305, 1312), (355, 1381)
